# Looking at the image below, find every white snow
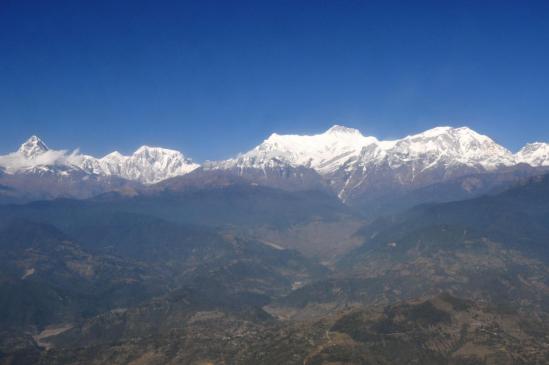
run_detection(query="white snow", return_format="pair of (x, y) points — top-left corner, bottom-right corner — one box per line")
(18, 135), (49, 158)
(0, 136), (198, 184)
(95, 146), (199, 184)
(1, 126), (547, 186)
(360, 126), (517, 171)
(516, 142), (549, 167)
(208, 124), (378, 174)
(209, 125), (519, 175)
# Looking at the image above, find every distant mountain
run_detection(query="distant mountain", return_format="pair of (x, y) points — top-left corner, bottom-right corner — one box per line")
(336, 126), (516, 201)
(0, 136), (198, 202)
(18, 135), (49, 158)
(0, 169), (139, 204)
(1, 127), (549, 206)
(207, 126), (522, 199)
(86, 146), (199, 184)
(0, 135), (198, 184)
(207, 125), (376, 175)
(516, 142), (549, 166)
(0, 183), (355, 230)
(205, 125), (549, 213)
(351, 164), (546, 217)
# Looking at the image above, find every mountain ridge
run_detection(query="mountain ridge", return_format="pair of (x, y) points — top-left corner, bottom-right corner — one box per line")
(1, 126), (548, 203)
(0, 136), (199, 184)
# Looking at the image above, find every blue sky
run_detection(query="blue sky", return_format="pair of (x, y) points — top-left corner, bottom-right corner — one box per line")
(1, 0), (549, 161)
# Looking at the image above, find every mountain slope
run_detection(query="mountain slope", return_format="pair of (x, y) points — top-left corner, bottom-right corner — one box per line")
(0, 213), (329, 363)
(0, 181), (363, 264)
(0, 182), (355, 231)
(353, 173), (549, 261)
(264, 174), (549, 320)
(0, 219), (161, 330)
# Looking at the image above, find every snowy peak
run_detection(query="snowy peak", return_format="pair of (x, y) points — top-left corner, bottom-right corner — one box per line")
(132, 146), (185, 161)
(403, 126), (492, 144)
(102, 151), (126, 162)
(215, 125), (518, 178)
(209, 124), (534, 203)
(18, 135), (49, 158)
(325, 124), (363, 135)
(212, 124), (377, 175)
(390, 126), (516, 169)
(0, 137), (199, 184)
(328, 126), (521, 201)
(516, 142), (549, 166)
(0, 135), (74, 174)
(1, 126), (548, 190)
(97, 146), (199, 184)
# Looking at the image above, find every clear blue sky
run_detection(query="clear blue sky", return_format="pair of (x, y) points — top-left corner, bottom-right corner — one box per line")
(1, 0), (548, 161)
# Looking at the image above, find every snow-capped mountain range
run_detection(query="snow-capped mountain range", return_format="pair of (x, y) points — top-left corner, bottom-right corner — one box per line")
(212, 125), (520, 175)
(0, 135), (198, 184)
(1, 126), (548, 201)
(212, 125), (526, 172)
(206, 125), (548, 200)
(209, 125), (379, 175)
